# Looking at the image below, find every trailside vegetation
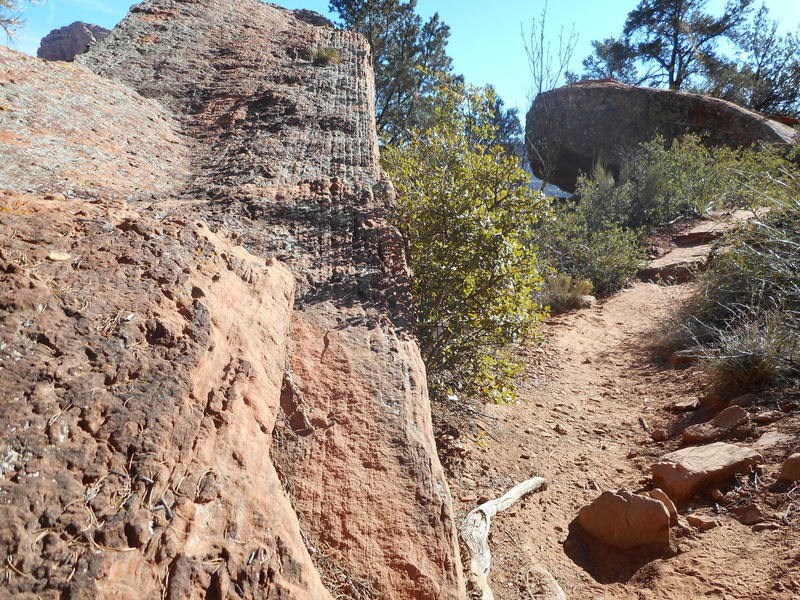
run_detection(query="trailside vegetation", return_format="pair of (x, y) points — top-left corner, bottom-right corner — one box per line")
(538, 135), (796, 297)
(383, 78), (548, 403)
(666, 177), (800, 396)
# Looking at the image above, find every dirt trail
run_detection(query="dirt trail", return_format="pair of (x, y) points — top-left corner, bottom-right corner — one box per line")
(451, 217), (800, 600)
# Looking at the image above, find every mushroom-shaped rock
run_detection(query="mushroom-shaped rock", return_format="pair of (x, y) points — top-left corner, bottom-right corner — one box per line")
(525, 81), (798, 193)
(652, 442), (762, 501)
(577, 489), (672, 551)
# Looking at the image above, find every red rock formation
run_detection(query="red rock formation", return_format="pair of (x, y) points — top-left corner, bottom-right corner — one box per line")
(526, 80), (799, 192)
(37, 21), (109, 62)
(0, 0), (465, 597)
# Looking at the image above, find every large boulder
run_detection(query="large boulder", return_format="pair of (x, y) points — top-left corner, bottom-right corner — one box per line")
(0, 0), (465, 597)
(526, 80), (799, 192)
(576, 489), (672, 552)
(37, 21), (109, 61)
(651, 442), (762, 501)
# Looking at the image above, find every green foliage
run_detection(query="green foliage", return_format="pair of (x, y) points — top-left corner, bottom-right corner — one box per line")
(580, 135), (794, 231)
(485, 85), (523, 158)
(622, 0), (753, 90)
(538, 272), (594, 312)
(571, 37), (643, 84)
(383, 78), (548, 403)
(702, 310), (799, 397)
(329, 0), (454, 145)
(536, 134), (792, 297)
(312, 46), (341, 66)
(574, 0), (754, 91)
(699, 5), (800, 117)
(667, 175), (800, 395)
(537, 200), (645, 295)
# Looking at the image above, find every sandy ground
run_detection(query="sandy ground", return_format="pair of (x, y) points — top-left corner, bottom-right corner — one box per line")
(448, 230), (800, 599)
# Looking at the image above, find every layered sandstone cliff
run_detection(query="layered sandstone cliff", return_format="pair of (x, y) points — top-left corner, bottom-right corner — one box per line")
(0, 1), (464, 598)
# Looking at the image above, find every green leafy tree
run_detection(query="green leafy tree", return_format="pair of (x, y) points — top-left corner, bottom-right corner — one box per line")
(329, 0), (454, 145)
(383, 77), (547, 402)
(572, 37), (646, 84)
(701, 4), (800, 116)
(466, 85), (523, 158)
(622, 0), (753, 90)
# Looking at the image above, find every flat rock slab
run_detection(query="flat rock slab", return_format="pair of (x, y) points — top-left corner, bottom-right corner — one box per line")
(673, 220), (730, 246)
(751, 430), (794, 451)
(639, 244), (712, 283)
(652, 442), (763, 501)
(682, 405), (750, 444)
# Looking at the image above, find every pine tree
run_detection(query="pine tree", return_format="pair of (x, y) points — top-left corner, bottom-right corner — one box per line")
(622, 0), (753, 90)
(329, 0), (454, 145)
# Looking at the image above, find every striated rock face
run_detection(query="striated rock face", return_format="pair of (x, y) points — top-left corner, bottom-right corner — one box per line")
(0, 46), (329, 599)
(526, 80), (799, 192)
(0, 0), (465, 598)
(37, 21), (109, 62)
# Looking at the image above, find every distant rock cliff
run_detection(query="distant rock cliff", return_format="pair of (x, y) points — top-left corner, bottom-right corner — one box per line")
(526, 80), (799, 192)
(0, 0), (465, 598)
(37, 21), (109, 62)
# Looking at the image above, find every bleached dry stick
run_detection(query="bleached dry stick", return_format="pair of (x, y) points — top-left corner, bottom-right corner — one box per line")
(460, 476), (565, 600)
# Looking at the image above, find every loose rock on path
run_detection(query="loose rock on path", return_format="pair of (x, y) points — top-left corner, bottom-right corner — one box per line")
(450, 215), (800, 599)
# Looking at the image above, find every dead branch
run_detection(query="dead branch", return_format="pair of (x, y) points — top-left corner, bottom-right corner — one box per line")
(460, 476), (565, 599)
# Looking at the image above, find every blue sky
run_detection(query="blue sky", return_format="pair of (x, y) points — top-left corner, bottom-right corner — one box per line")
(11, 0), (800, 117)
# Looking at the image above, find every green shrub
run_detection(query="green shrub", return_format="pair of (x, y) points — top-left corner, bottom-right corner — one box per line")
(537, 196), (645, 295)
(667, 174), (800, 395)
(537, 135), (795, 298)
(700, 310), (800, 397)
(538, 272), (594, 311)
(312, 46), (341, 66)
(580, 135), (795, 231)
(384, 79), (547, 403)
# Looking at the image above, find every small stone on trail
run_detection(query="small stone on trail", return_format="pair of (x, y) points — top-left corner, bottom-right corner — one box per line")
(752, 522), (779, 532)
(647, 488), (678, 525)
(672, 398), (699, 412)
(46, 251), (71, 261)
(651, 429), (668, 442)
(710, 488), (727, 503)
(651, 442), (763, 501)
(686, 514), (719, 530)
(577, 489), (672, 551)
(750, 430), (793, 451)
(754, 411), (782, 424)
(579, 295), (596, 308)
(731, 503), (765, 525)
(554, 423), (568, 435)
(681, 405), (750, 444)
(780, 453), (800, 483)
